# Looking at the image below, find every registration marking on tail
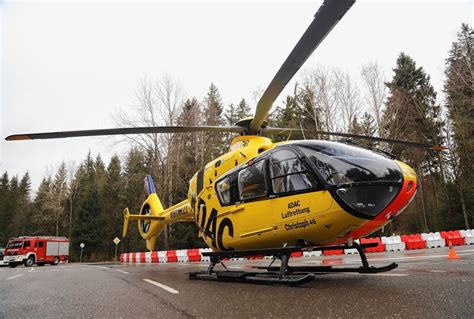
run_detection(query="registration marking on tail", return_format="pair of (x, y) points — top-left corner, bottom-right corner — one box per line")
(143, 279), (179, 294)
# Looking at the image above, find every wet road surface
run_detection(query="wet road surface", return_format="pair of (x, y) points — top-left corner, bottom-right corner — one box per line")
(1, 246), (473, 318)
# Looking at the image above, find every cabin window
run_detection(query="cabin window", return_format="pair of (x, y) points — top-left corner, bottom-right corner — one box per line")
(270, 149), (317, 194)
(23, 241), (31, 249)
(39, 241), (44, 248)
(216, 177), (232, 205)
(238, 160), (267, 201)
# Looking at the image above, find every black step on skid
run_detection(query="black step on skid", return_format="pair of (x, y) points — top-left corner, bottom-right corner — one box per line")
(188, 242), (397, 286)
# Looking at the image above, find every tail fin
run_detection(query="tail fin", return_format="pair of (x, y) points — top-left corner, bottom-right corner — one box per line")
(144, 175), (157, 196)
(122, 175), (193, 251)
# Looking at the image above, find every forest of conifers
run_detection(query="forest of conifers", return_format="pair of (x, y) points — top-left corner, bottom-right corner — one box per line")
(0, 24), (472, 261)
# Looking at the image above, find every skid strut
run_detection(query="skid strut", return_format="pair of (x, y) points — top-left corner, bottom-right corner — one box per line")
(189, 242), (397, 286)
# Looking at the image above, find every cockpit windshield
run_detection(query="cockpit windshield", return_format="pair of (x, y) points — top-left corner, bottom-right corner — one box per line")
(296, 141), (403, 186)
(294, 141), (404, 219)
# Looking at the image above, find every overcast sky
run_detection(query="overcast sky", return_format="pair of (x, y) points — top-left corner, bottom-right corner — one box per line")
(1, 0), (472, 190)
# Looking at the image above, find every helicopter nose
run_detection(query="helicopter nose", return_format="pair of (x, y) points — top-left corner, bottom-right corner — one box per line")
(330, 159), (417, 224)
(384, 160), (417, 220)
(342, 160), (417, 240)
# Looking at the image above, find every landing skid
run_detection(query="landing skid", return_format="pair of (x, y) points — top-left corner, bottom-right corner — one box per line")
(189, 242), (397, 286)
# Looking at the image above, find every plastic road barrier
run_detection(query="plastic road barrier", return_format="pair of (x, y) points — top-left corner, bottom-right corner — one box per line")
(401, 234), (427, 250)
(166, 250), (178, 263)
(360, 237), (385, 253)
(158, 251), (168, 263)
(421, 232), (445, 248)
(460, 230), (474, 245)
(441, 231), (465, 246)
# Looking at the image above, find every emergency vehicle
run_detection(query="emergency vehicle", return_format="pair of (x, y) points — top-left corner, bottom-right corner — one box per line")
(3, 236), (69, 267)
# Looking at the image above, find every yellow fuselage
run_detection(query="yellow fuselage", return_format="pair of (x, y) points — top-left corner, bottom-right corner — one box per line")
(184, 136), (416, 251)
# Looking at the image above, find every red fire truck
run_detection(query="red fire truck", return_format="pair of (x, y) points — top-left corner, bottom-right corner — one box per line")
(3, 236), (69, 267)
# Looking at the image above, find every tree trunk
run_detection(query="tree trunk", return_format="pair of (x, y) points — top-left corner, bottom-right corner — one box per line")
(455, 179), (470, 229)
(438, 157), (453, 220)
(417, 166), (429, 233)
(69, 196), (73, 244)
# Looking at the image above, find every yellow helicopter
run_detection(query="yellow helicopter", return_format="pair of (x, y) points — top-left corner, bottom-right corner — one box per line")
(6, 0), (445, 286)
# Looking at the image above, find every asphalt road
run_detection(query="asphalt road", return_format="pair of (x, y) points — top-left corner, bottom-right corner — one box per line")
(1, 246), (473, 318)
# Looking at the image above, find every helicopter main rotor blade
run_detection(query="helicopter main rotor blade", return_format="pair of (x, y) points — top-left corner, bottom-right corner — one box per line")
(249, 0), (355, 134)
(261, 127), (446, 151)
(5, 126), (246, 141)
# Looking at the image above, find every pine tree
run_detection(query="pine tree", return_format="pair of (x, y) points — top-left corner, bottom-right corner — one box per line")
(11, 172), (33, 236)
(348, 112), (377, 148)
(382, 53), (444, 233)
(224, 103), (237, 126)
(73, 188), (104, 260)
(123, 148), (147, 252)
(235, 98), (251, 120)
(51, 163), (68, 237)
(444, 23), (473, 229)
(382, 53), (444, 164)
(202, 83), (226, 161)
(0, 173), (10, 244)
(71, 153), (107, 260)
(33, 177), (53, 235)
(6, 176), (20, 237)
(103, 155), (125, 257)
(175, 98), (200, 195)
(273, 84), (306, 141)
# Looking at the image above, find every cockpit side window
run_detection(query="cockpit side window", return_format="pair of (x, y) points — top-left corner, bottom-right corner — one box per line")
(238, 160), (267, 201)
(270, 149), (318, 195)
(216, 177), (232, 205)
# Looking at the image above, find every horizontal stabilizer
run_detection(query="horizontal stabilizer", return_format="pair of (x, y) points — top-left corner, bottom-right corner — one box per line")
(123, 207), (165, 237)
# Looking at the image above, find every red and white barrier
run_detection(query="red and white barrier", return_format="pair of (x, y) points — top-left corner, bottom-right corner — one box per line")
(120, 229), (473, 264)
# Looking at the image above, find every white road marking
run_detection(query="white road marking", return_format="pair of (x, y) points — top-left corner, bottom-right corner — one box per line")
(91, 266), (108, 269)
(116, 269), (130, 274)
(458, 249), (474, 252)
(229, 266), (245, 269)
(346, 253), (474, 263)
(143, 279), (179, 294)
(7, 274), (24, 280)
(429, 270), (446, 273)
(355, 273), (409, 277)
(29, 268), (34, 272)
